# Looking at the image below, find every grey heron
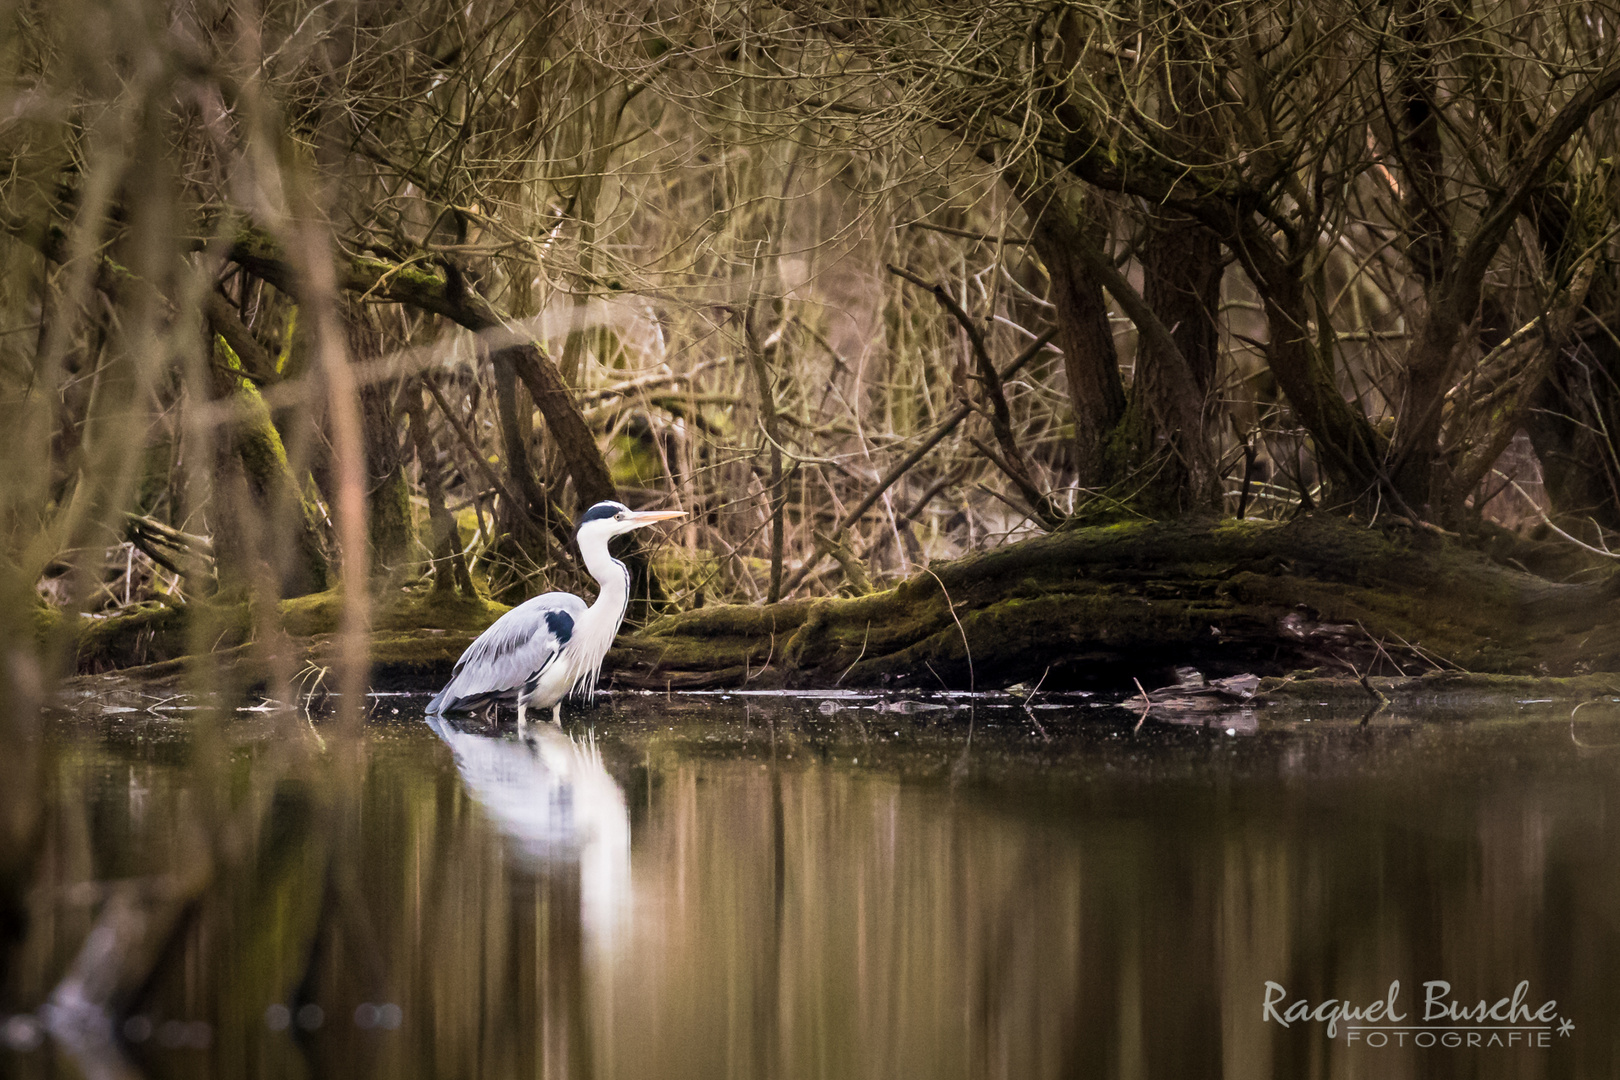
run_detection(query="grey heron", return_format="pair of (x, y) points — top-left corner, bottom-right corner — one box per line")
(426, 500), (685, 725)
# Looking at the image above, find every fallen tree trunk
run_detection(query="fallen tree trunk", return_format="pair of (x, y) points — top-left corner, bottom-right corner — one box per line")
(607, 516), (1620, 691)
(62, 516), (1620, 693)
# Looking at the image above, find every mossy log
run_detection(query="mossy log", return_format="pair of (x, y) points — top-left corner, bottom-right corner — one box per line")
(74, 588), (508, 677)
(67, 516), (1620, 693)
(606, 516), (1620, 691)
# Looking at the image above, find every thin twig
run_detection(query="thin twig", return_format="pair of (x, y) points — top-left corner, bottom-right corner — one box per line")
(779, 329), (1056, 596)
(422, 374), (524, 511)
(888, 264), (1061, 528)
(924, 567), (974, 692)
(1020, 665), (1052, 742)
(837, 622), (872, 686)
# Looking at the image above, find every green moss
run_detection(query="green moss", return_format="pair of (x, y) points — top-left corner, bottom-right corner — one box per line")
(642, 598), (815, 639)
(278, 586), (509, 638)
(215, 336), (330, 595)
(276, 306), (299, 376)
(351, 256), (446, 293)
(366, 630), (488, 671)
(217, 338), (294, 484)
(273, 590), (344, 637)
(76, 599), (248, 673)
(72, 583), (509, 677)
(608, 431), (667, 488)
(368, 467), (413, 570)
(32, 599), (61, 646)
(647, 547), (721, 601)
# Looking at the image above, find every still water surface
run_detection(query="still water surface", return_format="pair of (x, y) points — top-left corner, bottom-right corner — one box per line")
(4, 689), (1619, 1079)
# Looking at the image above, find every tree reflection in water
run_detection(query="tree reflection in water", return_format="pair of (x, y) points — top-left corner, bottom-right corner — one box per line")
(2, 696), (1618, 1079)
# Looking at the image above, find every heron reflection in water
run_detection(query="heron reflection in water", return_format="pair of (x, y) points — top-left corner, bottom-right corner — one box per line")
(427, 501), (685, 726)
(427, 715), (631, 943)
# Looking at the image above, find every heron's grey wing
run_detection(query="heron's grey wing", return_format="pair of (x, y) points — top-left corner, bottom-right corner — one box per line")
(428, 593), (587, 713)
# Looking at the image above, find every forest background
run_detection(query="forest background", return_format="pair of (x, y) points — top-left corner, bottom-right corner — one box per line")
(6, 0), (1620, 702)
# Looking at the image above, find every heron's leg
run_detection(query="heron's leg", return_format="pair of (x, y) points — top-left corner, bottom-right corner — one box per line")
(517, 700), (528, 730)
(551, 702), (562, 727)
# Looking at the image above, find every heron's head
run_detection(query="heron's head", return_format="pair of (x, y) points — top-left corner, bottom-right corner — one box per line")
(576, 500), (687, 543)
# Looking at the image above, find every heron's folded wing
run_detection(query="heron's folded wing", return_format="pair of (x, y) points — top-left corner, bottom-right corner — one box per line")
(432, 607), (566, 713)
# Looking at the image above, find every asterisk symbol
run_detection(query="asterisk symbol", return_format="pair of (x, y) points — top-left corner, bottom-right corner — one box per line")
(1559, 1019), (1575, 1037)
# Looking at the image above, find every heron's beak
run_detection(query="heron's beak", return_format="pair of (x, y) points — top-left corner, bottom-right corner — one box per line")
(624, 509), (688, 529)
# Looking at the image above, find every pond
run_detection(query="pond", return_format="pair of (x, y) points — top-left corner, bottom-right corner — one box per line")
(3, 686), (1619, 1079)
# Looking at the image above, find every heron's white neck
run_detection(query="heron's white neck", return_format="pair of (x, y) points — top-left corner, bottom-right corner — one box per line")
(572, 534), (632, 699)
(583, 536), (631, 622)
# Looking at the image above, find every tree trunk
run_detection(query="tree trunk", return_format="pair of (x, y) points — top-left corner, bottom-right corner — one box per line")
(1030, 199), (1222, 514)
(360, 379), (412, 572)
(1029, 213), (1126, 489)
(209, 336), (330, 597)
(1233, 223), (1390, 503)
(557, 83), (636, 385)
(1525, 329), (1620, 532)
(1125, 210), (1225, 513)
(1143, 216), (1222, 397)
(498, 341), (669, 614)
(405, 382), (475, 598)
(491, 348), (553, 525)
(1390, 55), (1620, 514)
(501, 343), (617, 510)
(744, 311), (787, 602)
